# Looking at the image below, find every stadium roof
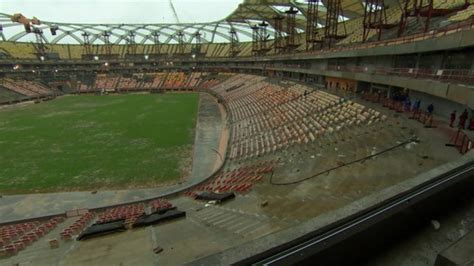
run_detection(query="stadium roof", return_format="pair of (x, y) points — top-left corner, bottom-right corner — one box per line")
(0, 0), (401, 45)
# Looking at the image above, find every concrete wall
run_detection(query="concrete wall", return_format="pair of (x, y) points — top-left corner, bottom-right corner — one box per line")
(409, 90), (467, 122)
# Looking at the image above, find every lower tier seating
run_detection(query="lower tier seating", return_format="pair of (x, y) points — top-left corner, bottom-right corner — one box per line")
(208, 74), (386, 161)
(0, 79), (55, 98)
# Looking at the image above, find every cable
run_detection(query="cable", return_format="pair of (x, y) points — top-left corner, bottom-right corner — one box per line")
(168, 0), (180, 24)
(269, 136), (419, 186)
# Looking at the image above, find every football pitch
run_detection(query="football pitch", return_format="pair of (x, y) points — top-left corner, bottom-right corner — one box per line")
(0, 93), (199, 194)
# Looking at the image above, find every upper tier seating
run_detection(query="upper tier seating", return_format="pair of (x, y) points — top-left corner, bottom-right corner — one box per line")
(448, 4), (474, 21)
(338, 5), (402, 45)
(434, 0), (469, 9)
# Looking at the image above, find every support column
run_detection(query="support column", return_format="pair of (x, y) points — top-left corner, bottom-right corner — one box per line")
(363, 0), (388, 42)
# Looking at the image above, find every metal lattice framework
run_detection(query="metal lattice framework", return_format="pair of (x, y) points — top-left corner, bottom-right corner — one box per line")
(0, 0), (432, 46)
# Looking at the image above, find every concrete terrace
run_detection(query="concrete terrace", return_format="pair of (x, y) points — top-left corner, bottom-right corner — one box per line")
(0, 76), (464, 265)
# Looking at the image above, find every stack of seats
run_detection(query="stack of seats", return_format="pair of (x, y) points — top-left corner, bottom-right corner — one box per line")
(0, 216), (64, 257)
(60, 212), (94, 241)
(149, 199), (173, 212)
(96, 203), (145, 226)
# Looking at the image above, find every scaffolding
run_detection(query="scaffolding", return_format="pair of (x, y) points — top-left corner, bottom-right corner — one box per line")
(306, 0), (322, 51)
(398, 0), (470, 36)
(152, 31), (160, 55)
(251, 24), (260, 55)
(362, 0), (388, 42)
(101, 31), (112, 55)
(177, 31), (185, 54)
(285, 7), (299, 51)
(273, 15), (285, 54)
(32, 27), (46, 59)
(259, 21), (271, 54)
(324, 0), (347, 47)
(192, 31), (202, 55)
(126, 31), (137, 55)
(81, 32), (93, 57)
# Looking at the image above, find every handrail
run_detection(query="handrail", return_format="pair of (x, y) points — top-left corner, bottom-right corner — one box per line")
(258, 63), (474, 85)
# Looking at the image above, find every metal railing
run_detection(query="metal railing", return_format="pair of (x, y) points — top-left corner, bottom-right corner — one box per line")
(450, 129), (474, 154)
(326, 65), (474, 85)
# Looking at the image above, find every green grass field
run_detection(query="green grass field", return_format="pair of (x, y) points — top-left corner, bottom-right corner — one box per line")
(0, 93), (199, 194)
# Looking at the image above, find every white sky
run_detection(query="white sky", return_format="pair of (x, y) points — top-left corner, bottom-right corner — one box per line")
(0, 0), (243, 24)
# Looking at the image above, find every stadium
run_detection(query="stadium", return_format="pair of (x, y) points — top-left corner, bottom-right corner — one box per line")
(0, 0), (473, 265)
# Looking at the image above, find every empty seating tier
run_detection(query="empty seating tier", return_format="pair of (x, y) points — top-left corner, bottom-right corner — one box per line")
(1, 79), (55, 98)
(207, 74), (386, 161)
(86, 72), (228, 92)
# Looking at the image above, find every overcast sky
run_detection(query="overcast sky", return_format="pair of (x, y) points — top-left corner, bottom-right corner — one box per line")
(0, 0), (243, 24)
